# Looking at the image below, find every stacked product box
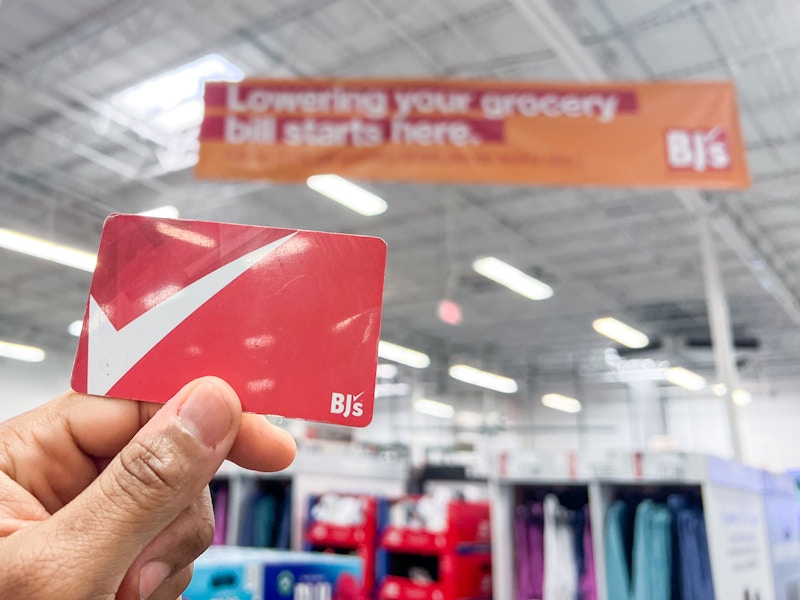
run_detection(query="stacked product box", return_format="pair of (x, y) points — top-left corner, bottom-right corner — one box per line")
(185, 546), (362, 600)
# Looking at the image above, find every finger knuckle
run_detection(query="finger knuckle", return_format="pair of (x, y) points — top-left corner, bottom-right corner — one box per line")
(179, 504), (215, 559)
(114, 437), (187, 500)
(195, 510), (216, 553)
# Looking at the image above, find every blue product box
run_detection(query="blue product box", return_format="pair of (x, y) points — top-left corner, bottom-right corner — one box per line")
(185, 547), (363, 600)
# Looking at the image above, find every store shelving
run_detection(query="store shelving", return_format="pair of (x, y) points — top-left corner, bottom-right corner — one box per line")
(490, 450), (800, 600)
(212, 449), (409, 550)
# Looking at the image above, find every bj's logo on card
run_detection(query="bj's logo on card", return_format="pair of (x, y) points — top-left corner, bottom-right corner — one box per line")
(71, 215), (386, 426)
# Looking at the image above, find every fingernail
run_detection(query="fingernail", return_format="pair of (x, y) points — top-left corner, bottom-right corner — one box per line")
(139, 561), (171, 600)
(177, 380), (233, 448)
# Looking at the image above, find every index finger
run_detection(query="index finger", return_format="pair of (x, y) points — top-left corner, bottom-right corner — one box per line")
(58, 390), (296, 473)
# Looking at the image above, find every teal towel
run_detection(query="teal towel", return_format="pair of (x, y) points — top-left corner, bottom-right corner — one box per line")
(605, 500), (631, 600)
(631, 500), (672, 600)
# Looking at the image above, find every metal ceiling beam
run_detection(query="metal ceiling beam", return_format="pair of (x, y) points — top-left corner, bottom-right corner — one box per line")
(356, 0), (448, 75)
(1, 0), (156, 74)
(507, 0), (800, 326)
(0, 0), (346, 211)
(508, 0), (606, 80)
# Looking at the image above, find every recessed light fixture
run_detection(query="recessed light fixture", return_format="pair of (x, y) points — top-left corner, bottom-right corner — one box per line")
(665, 367), (706, 391)
(732, 389), (752, 406)
(0, 340), (45, 363)
(307, 175), (388, 216)
(542, 393), (582, 413)
(0, 228), (96, 272)
(592, 317), (649, 349)
(448, 364), (518, 394)
(377, 341), (430, 369)
(472, 257), (553, 300)
(415, 398), (455, 419)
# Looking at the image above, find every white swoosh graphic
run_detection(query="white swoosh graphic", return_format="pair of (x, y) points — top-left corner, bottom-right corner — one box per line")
(87, 232), (297, 394)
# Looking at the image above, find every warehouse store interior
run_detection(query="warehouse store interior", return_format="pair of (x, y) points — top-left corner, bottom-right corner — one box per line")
(2, 1), (800, 599)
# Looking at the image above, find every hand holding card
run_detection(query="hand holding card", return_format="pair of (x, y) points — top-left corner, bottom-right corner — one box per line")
(71, 215), (386, 426)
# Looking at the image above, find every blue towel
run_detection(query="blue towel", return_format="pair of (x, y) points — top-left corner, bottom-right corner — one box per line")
(668, 496), (714, 600)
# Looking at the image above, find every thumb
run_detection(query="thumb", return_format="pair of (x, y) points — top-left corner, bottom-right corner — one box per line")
(52, 377), (241, 586)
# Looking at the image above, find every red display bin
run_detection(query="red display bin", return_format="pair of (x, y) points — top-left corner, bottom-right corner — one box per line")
(376, 497), (492, 600)
(304, 494), (381, 599)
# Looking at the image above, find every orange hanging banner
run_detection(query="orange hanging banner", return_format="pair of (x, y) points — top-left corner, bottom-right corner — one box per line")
(196, 78), (749, 189)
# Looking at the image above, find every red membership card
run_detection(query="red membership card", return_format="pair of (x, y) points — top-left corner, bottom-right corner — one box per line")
(71, 215), (386, 427)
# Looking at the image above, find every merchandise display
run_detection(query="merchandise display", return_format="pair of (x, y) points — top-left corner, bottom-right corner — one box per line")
(672, 497), (715, 600)
(514, 492), (596, 600)
(239, 483), (292, 549)
(605, 495), (712, 600)
(491, 451), (800, 600)
(304, 493), (384, 597)
(311, 493), (369, 528)
(377, 494), (492, 599)
(211, 481), (230, 546)
(4, 2), (800, 600)
(184, 547), (362, 600)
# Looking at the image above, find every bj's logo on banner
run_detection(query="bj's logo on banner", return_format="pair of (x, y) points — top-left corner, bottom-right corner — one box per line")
(71, 215), (386, 426)
(665, 127), (732, 173)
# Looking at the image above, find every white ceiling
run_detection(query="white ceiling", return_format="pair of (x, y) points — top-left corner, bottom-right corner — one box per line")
(2, 0), (800, 397)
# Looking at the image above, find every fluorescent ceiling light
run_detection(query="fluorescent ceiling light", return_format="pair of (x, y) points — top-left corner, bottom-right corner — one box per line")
(665, 367), (706, 391)
(0, 340), (45, 363)
(112, 53), (243, 132)
(138, 205), (180, 218)
(732, 389), (752, 406)
(307, 175), (388, 216)
(542, 393), (582, 413)
(472, 257), (553, 300)
(448, 364), (518, 394)
(592, 317), (649, 349)
(377, 341), (430, 369)
(68, 320), (83, 337)
(415, 398), (455, 419)
(0, 228), (96, 272)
